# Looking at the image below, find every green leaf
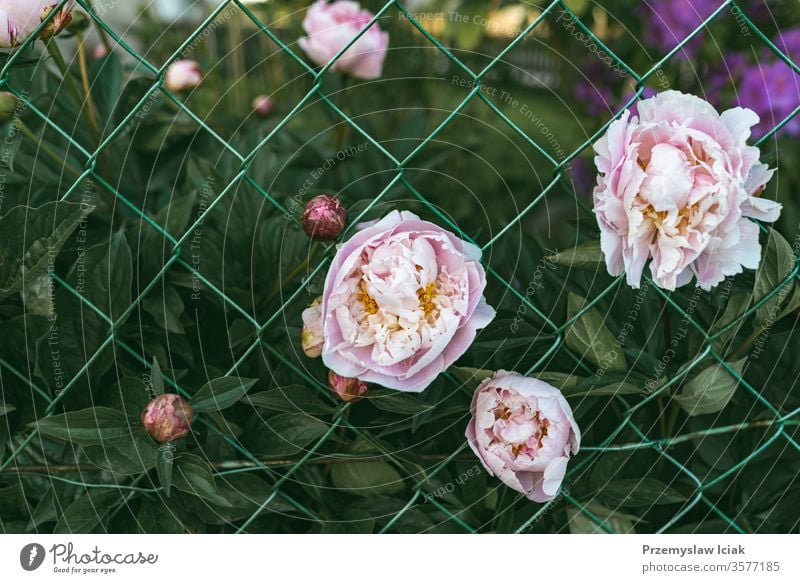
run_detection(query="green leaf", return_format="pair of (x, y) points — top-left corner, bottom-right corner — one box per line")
(142, 284), (185, 334)
(0, 400), (15, 417)
(249, 385), (334, 415)
(190, 376), (258, 413)
(254, 413), (330, 457)
(547, 240), (604, 269)
(674, 359), (746, 416)
(368, 388), (434, 415)
(753, 229), (796, 328)
(567, 503), (638, 534)
(172, 453), (232, 507)
(89, 52), (123, 122)
(565, 293), (626, 371)
(33, 407), (141, 446)
(711, 293), (751, 353)
(449, 367), (494, 391)
(567, 373), (644, 398)
(534, 372), (585, 394)
(0, 201), (94, 302)
(331, 460), (406, 497)
(157, 446), (175, 497)
(83, 431), (158, 475)
(150, 357), (165, 396)
(54, 490), (120, 534)
(598, 478), (687, 508)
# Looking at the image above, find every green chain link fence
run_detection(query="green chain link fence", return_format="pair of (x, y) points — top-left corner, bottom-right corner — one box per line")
(0, 0), (798, 533)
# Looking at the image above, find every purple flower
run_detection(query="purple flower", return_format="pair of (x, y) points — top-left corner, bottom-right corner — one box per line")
(769, 26), (800, 62)
(705, 53), (749, 107)
(737, 60), (800, 137)
(641, 0), (722, 58)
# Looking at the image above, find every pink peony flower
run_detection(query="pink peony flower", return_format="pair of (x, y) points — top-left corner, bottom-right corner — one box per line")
(328, 371), (368, 402)
(593, 90), (780, 291)
(301, 296), (324, 358)
(321, 210), (495, 392)
(164, 59), (203, 93)
(141, 394), (193, 443)
(0, 1), (73, 48)
(466, 371), (580, 503)
(298, 0), (389, 80)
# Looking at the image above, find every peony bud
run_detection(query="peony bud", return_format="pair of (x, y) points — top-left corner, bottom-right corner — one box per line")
(0, 92), (18, 121)
(141, 394), (194, 443)
(301, 296), (324, 358)
(328, 371), (368, 402)
(65, 9), (89, 33)
(92, 44), (108, 60)
(302, 194), (346, 240)
(39, 4), (73, 40)
(252, 95), (275, 118)
(164, 59), (203, 93)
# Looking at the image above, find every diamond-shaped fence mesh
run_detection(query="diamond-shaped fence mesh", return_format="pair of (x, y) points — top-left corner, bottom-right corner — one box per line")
(0, 0), (798, 534)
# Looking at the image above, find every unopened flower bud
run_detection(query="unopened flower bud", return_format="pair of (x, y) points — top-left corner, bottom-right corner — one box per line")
(39, 4), (73, 41)
(252, 95), (275, 118)
(164, 59), (203, 93)
(65, 9), (89, 33)
(302, 194), (346, 240)
(328, 371), (368, 402)
(301, 296), (324, 358)
(0, 92), (18, 121)
(93, 44), (108, 59)
(141, 394), (193, 443)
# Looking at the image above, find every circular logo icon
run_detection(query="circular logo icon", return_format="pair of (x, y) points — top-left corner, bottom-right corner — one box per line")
(19, 543), (46, 571)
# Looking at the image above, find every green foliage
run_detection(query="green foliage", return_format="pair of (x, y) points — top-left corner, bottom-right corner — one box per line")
(0, 0), (797, 536)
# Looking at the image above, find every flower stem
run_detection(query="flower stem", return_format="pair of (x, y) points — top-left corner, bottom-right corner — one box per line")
(84, 0), (113, 53)
(76, 32), (102, 141)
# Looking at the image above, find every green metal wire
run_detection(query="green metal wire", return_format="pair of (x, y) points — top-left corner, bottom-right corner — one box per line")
(0, 0), (797, 534)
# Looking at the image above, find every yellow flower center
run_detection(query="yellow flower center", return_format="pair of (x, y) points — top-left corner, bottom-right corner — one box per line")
(359, 282), (379, 315)
(417, 282), (437, 317)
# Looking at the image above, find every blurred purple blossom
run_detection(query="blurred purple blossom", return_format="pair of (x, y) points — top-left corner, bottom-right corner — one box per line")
(702, 26), (800, 139)
(641, 0), (722, 58)
(737, 59), (800, 137)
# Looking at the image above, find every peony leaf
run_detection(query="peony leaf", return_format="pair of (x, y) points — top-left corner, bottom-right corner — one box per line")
(32, 407), (142, 446)
(249, 385), (334, 415)
(547, 240), (604, 269)
(753, 228), (797, 328)
(172, 453), (232, 507)
(253, 413), (330, 457)
(54, 490), (120, 534)
(567, 503), (639, 534)
(367, 389), (433, 415)
(190, 376), (258, 413)
(449, 367), (494, 391)
(331, 460), (406, 497)
(598, 478), (687, 508)
(673, 358), (746, 416)
(565, 293), (627, 371)
(0, 201), (94, 302)
(0, 400), (15, 417)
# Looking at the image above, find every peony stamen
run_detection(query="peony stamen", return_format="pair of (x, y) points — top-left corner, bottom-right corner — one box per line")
(416, 282), (437, 317)
(359, 281), (379, 315)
